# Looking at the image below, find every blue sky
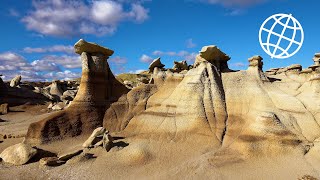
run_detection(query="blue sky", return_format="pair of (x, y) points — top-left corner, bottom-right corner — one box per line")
(0, 0), (319, 81)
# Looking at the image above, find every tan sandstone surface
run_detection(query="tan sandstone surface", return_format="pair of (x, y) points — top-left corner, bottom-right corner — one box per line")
(0, 41), (320, 179)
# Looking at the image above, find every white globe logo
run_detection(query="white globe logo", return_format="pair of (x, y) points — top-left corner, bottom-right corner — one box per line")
(259, 13), (304, 59)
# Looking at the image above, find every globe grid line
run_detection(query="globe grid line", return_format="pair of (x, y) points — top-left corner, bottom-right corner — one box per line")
(261, 28), (301, 45)
(271, 14), (292, 57)
(259, 13), (304, 59)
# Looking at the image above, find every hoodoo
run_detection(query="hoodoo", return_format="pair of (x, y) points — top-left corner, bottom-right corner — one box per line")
(25, 39), (129, 144)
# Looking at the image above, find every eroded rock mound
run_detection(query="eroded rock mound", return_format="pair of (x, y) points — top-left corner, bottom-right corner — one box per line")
(26, 39), (129, 144)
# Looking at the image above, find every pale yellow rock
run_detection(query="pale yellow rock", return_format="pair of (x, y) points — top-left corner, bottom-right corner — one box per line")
(10, 75), (21, 87)
(82, 127), (106, 148)
(74, 39), (114, 56)
(0, 143), (37, 165)
(194, 45), (230, 68)
(313, 53), (320, 65)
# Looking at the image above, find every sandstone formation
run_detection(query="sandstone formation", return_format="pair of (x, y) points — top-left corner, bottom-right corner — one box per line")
(74, 39), (114, 55)
(0, 143), (37, 165)
(82, 127), (106, 148)
(21, 41), (320, 178)
(26, 39), (129, 144)
(102, 131), (114, 151)
(49, 80), (64, 97)
(10, 75), (21, 87)
(313, 53), (320, 66)
(0, 103), (8, 115)
(149, 57), (165, 73)
(193, 45), (231, 72)
(172, 60), (188, 72)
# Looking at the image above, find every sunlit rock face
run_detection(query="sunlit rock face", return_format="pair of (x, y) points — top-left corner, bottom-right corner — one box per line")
(26, 41), (320, 168)
(25, 39), (128, 144)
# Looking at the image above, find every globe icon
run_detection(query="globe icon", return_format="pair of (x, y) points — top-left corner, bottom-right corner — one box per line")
(259, 13), (304, 59)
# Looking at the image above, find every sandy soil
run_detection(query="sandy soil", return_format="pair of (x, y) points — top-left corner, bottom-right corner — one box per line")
(0, 133), (318, 179)
(0, 104), (53, 138)
(0, 104), (319, 179)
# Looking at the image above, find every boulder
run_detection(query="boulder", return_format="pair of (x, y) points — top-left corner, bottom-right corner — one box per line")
(0, 143), (37, 165)
(287, 64), (302, 71)
(39, 157), (64, 166)
(301, 68), (313, 74)
(173, 60), (188, 71)
(102, 131), (114, 151)
(137, 76), (150, 84)
(82, 127), (106, 148)
(10, 75), (21, 87)
(74, 39), (114, 56)
(313, 53), (320, 66)
(0, 103), (8, 115)
(309, 65), (320, 71)
(51, 102), (66, 111)
(193, 45), (231, 72)
(149, 58), (165, 73)
(49, 80), (64, 97)
(248, 55), (263, 70)
(61, 90), (77, 101)
(58, 149), (83, 161)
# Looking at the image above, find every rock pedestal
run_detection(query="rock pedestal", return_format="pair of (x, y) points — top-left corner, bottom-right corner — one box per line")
(26, 39), (129, 144)
(248, 55), (263, 70)
(193, 45), (231, 72)
(313, 53), (320, 66)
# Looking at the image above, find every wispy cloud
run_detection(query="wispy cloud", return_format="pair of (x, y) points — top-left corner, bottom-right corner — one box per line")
(23, 45), (74, 54)
(151, 50), (197, 63)
(200, 0), (268, 8)
(109, 56), (128, 73)
(230, 62), (246, 68)
(140, 54), (154, 63)
(186, 38), (197, 48)
(43, 70), (81, 81)
(9, 9), (20, 17)
(0, 51), (81, 81)
(21, 0), (149, 37)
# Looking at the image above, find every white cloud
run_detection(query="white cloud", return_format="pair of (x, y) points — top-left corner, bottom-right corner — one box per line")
(128, 69), (145, 74)
(201, 0), (267, 8)
(140, 54), (153, 63)
(22, 0), (149, 37)
(109, 56), (127, 64)
(30, 60), (60, 71)
(39, 55), (82, 69)
(151, 50), (197, 63)
(108, 56), (128, 73)
(0, 52), (28, 71)
(230, 62), (246, 68)
(23, 45), (74, 54)
(9, 9), (20, 17)
(186, 38), (196, 48)
(44, 70), (81, 81)
(0, 51), (81, 81)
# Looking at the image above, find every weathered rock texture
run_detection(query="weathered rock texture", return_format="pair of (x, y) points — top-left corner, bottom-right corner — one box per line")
(194, 45), (231, 72)
(10, 75), (21, 87)
(0, 143), (37, 165)
(24, 42), (320, 177)
(26, 39), (128, 144)
(149, 58), (165, 73)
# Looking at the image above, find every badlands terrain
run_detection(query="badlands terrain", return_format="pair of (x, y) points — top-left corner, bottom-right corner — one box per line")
(0, 39), (320, 179)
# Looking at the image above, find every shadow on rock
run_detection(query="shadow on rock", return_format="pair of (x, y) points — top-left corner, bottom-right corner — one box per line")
(27, 147), (57, 164)
(113, 141), (129, 148)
